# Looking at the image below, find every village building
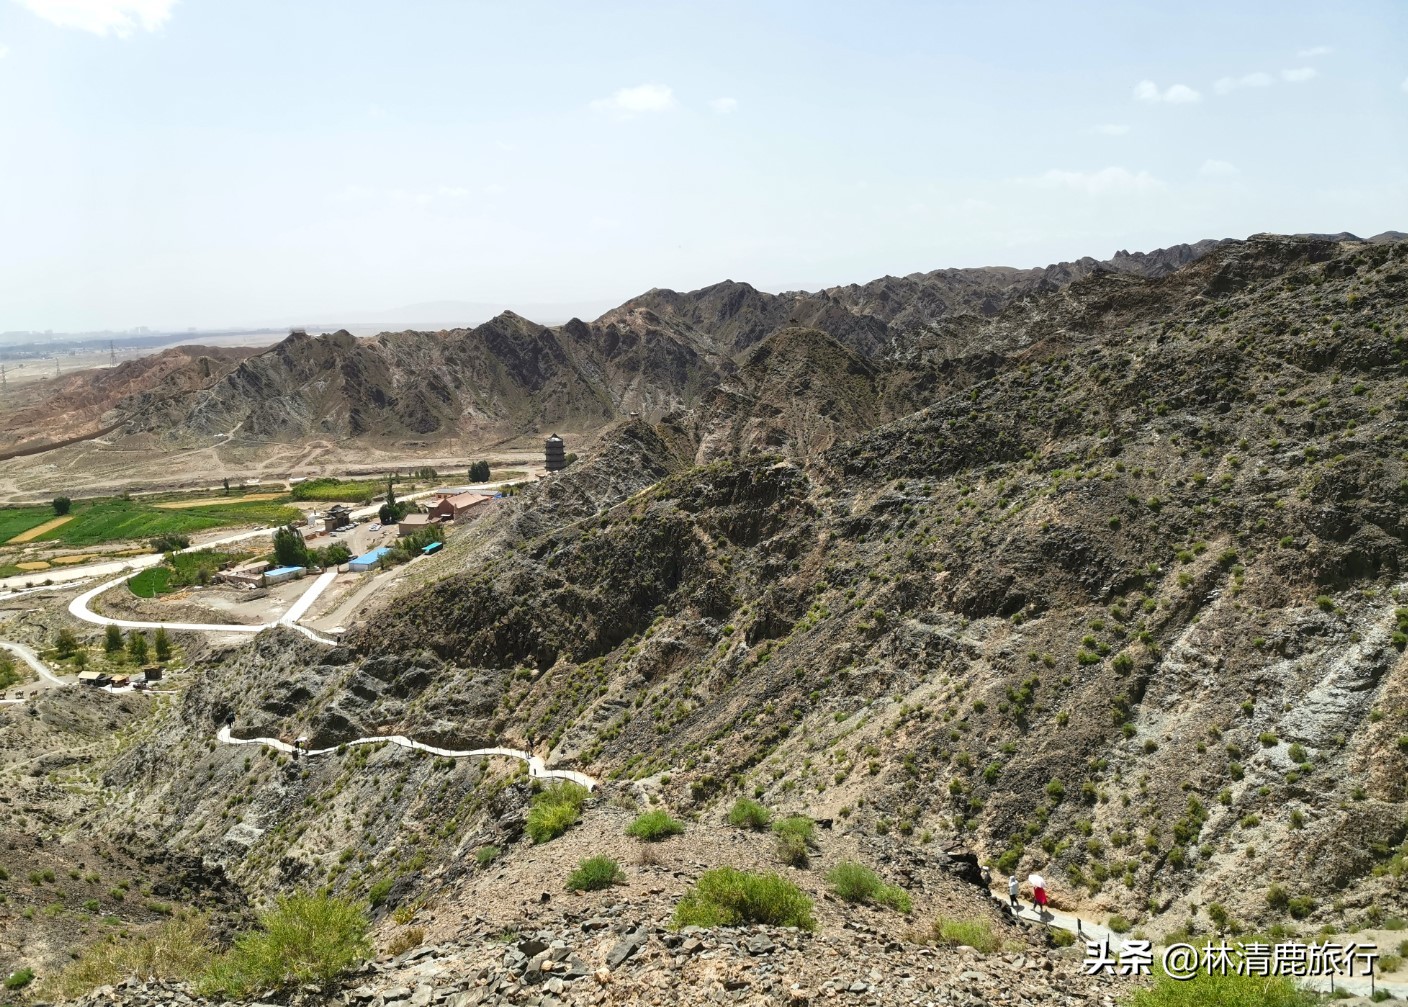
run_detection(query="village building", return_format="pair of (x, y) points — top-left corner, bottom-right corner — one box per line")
(397, 512), (433, 537)
(426, 491), (492, 523)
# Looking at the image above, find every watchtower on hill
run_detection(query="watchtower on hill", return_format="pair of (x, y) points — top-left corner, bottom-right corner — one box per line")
(545, 434), (567, 472)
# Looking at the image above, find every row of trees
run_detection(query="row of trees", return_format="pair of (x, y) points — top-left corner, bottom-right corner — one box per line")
(52, 625), (173, 664)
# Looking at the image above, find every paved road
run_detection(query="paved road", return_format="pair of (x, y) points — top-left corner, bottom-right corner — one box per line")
(69, 570), (339, 645)
(1000, 897), (1406, 999)
(216, 725), (596, 790)
(0, 525), (282, 593)
(0, 640), (68, 688)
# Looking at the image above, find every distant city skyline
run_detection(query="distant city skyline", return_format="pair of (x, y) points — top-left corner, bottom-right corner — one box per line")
(1, 0), (1405, 331)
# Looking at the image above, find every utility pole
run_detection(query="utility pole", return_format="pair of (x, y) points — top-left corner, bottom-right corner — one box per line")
(110, 340), (116, 364)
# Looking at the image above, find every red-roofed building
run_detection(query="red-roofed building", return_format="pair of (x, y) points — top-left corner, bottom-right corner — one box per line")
(427, 492), (492, 523)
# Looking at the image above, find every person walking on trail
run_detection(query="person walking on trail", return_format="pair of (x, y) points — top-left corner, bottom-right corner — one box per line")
(1008, 875), (1020, 909)
(1033, 884), (1048, 916)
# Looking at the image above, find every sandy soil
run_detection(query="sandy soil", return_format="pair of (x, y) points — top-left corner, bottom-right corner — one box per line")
(153, 492), (285, 508)
(0, 434), (560, 505)
(7, 514), (73, 543)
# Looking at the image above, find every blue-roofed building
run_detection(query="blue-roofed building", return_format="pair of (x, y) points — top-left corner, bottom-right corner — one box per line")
(348, 546), (392, 572)
(263, 565), (305, 586)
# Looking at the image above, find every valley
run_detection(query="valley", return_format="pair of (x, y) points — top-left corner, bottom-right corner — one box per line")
(2, 232), (1407, 1006)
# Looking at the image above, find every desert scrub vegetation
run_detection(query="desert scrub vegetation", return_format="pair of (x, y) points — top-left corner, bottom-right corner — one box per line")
(39, 913), (214, 1000)
(526, 781), (590, 844)
(1127, 966), (1313, 1006)
(727, 797), (772, 830)
(825, 861), (911, 913)
(626, 809), (684, 841)
(673, 868), (815, 931)
(566, 856), (625, 892)
(910, 916), (1000, 953)
(196, 893), (371, 998)
(385, 927), (424, 956)
(475, 845), (501, 867)
(773, 815), (815, 867)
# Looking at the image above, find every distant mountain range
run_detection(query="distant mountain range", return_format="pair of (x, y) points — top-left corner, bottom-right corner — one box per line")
(0, 232), (1401, 459)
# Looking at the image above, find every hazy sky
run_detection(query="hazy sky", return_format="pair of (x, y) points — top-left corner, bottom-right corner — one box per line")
(1, 0), (1405, 331)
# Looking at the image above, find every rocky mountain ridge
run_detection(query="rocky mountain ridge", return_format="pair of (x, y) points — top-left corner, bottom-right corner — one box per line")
(5, 231), (1408, 1006)
(13, 235), (1349, 450)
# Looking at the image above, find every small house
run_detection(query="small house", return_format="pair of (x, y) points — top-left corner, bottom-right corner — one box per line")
(348, 546), (391, 572)
(397, 513), (432, 537)
(263, 565), (306, 586)
(427, 492), (492, 523)
(77, 671), (110, 687)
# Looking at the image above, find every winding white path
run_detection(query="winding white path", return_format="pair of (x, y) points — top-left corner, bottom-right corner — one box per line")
(1003, 900), (1406, 1000)
(68, 568), (339, 646)
(0, 642), (67, 698)
(0, 640), (68, 687)
(216, 725), (596, 790)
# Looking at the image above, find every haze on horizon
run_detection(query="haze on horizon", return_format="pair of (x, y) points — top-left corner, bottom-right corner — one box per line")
(1, 0), (1405, 332)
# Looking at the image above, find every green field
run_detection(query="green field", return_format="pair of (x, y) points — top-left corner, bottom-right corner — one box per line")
(0, 506), (54, 543)
(289, 478), (388, 503)
(129, 550), (249, 597)
(34, 498), (302, 548)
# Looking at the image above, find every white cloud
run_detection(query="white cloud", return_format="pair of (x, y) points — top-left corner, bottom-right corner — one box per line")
(436, 186), (469, 198)
(1281, 67), (1318, 82)
(1296, 46), (1331, 57)
(1214, 71), (1273, 94)
(1199, 159), (1239, 178)
(589, 83), (675, 116)
(1090, 123), (1131, 136)
(0, 43), (9, 58)
(15, 0), (176, 37)
(708, 97), (738, 115)
(1134, 80), (1200, 103)
(1026, 166), (1165, 195)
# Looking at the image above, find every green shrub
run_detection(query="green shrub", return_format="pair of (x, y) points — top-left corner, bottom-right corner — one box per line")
(526, 782), (590, 844)
(1286, 895), (1315, 920)
(367, 878), (394, 908)
(772, 815), (815, 867)
(1108, 914), (1131, 934)
(196, 893), (370, 998)
(475, 846), (501, 868)
(727, 798), (772, 830)
(825, 861), (911, 913)
(566, 856), (624, 892)
(672, 868), (815, 930)
(1129, 968), (1314, 1006)
(527, 801), (579, 844)
(919, 917), (999, 952)
(626, 810), (685, 841)
(5, 968), (35, 990)
(39, 915), (213, 1000)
